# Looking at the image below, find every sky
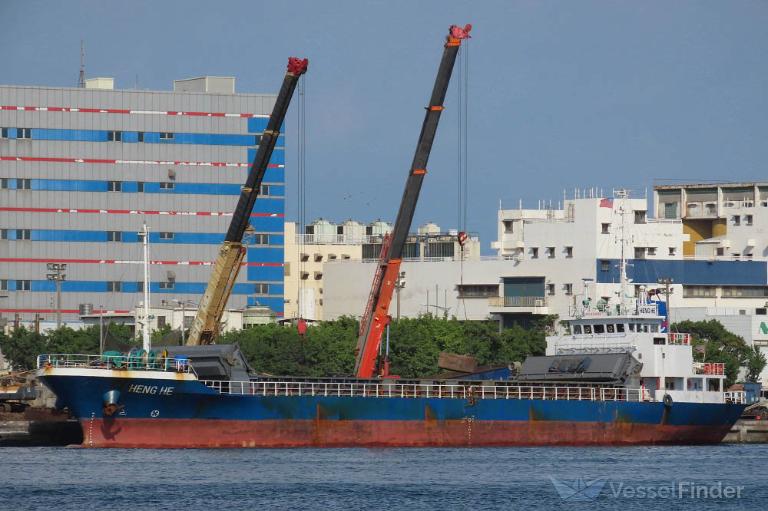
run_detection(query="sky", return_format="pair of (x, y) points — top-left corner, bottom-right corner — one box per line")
(2, 1), (767, 252)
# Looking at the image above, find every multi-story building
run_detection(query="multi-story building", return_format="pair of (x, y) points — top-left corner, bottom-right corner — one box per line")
(285, 219), (480, 321)
(324, 189), (768, 327)
(0, 77), (286, 326)
(654, 181), (768, 259)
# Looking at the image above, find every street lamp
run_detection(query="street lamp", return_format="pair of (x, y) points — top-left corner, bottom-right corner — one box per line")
(46, 263), (67, 329)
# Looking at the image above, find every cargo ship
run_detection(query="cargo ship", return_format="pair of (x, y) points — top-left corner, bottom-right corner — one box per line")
(36, 297), (746, 448)
(34, 30), (746, 447)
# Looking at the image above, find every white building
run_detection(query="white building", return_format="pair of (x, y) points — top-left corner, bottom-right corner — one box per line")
(285, 219), (480, 321)
(324, 189), (768, 330)
(654, 181), (768, 260)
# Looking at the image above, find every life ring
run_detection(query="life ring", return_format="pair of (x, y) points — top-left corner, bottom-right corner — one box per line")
(663, 394), (673, 407)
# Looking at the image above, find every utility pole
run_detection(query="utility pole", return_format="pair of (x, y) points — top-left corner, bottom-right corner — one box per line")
(46, 263), (67, 329)
(395, 271), (405, 320)
(657, 277), (674, 328)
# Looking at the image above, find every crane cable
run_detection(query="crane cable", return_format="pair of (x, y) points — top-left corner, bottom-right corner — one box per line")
(457, 42), (470, 320)
(296, 74), (307, 321)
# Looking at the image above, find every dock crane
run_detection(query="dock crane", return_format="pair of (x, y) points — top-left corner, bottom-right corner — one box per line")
(186, 57), (308, 345)
(354, 24), (472, 378)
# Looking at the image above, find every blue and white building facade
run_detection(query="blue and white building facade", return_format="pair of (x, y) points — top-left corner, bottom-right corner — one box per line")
(0, 77), (285, 325)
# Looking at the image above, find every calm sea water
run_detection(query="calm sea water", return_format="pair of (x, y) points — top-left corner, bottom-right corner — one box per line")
(1, 445), (766, 510)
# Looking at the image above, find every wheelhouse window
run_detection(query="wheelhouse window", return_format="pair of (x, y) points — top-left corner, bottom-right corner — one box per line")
(573, 325), (582, 334)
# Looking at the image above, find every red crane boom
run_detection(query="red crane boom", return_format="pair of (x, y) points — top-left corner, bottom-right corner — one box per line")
(354, 25), (472, 378)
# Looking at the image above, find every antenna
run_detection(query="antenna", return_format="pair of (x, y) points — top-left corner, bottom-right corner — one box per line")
(78, 40), (86, 88)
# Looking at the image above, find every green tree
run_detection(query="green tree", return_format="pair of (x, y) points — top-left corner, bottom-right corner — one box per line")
(672, 319), (753, 387)
(0, 327), (47, 371)
(744, 345), (767, 383)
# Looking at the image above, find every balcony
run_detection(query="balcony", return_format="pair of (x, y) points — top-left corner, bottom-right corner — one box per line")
(488, 296), (549, 314)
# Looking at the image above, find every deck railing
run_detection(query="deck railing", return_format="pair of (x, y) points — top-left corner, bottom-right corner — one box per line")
(201, 380), (652, 402)
(693, 362), (725, 375)
(37, 354), (193, 374)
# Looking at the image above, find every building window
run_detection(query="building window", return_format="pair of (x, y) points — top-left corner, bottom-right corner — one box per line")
(254, 283), (269, 294)
(159, 281), (175, 290)
(647, 247), (657, 256)
(260, 185), (270, 196)
(745, 215), (753, 226)
(732, 215), (741, 226)
(564, 283), (573, 295)
(457, 284), (499, 298)
(530, 247), (539, 259)
(716, 247), (725, 256)
(547, 283), (555, 296)
(0, 128), (8, 138)
(545, 247), (555, 259)
(252, 233), (269, 245)
(503, 220), (514, 233)
(137, 132), (145, 142)
(600, 260), (610, 272)
(0, 229), (7, 240)
(722, 286), (768, 298)
(137, 181), (145, 192)
(565, 246), (573, 258)
(107, 231), (122, 242)
(107, 281), (122, 292)
(0, 279), (7, 291)
(669, 247), (676, 256)
(0, 178), (8, 189)
(683, 286), (717, 298)
(157, 316), (167, 328)
(634, 211), (647, 224)
(17, 178), (31, 190)
(634, 247), (646, 259)
(107, 180), (122, 192)
(107, 131), (122, 142)
(135, 281), (144, 292)
(17, 128), (31, 139)
(16, 280), (31, 291)
(159, 182), (175, 190)
(16, 229), (31, 240)
(601, 223), (610, 234)
(159, 132), (174, 140)
(159, 232), (174, 240)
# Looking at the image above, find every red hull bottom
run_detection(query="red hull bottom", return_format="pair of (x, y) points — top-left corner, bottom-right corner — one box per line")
(81, 418), (732, 448)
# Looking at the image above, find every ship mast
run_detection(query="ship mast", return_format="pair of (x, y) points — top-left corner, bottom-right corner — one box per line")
(139, 222), (151, 351)
(615, 188), (629, 315)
